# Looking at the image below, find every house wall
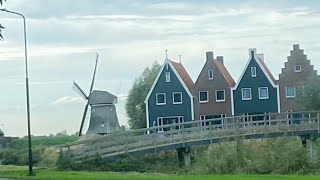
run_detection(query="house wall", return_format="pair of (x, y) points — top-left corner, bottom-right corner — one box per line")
(147, 63), (193, 127)
(279, 44), (318, 112)
(193, 60), (232, 120)
(233, 57), (278, 115)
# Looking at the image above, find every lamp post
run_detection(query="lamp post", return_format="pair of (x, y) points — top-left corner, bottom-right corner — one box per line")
(0, 8), (33, 175)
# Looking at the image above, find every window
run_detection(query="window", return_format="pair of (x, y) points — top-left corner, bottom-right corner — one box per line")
(215, 90), (225, 102)
(294, 65), (301, 72)
(199, 91), (209, 103)
(251, 67), (257, 77)
(157, 118), (163, 131)
(286, 86), (295, 98)
(156, 93), (166, 105)
(259, 87), (269, 99)
(165, 72), (170, 82)
(173, 92), (182, 104)
(208, 69), (214, 80)
(242, 88), (252, 100)
(200, 115), (206, 126)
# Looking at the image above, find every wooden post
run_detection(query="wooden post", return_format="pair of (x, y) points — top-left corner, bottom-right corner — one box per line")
(317, 113), (320, 134)
(125, 132), (128, 154)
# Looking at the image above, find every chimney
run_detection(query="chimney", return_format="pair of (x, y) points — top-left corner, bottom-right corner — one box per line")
(293, 44), (300, 50)
(216, 56), (224, 64)
(249, 48), (257, 58)
(206, 51), (214, 61)
(257, 53), (264, 61)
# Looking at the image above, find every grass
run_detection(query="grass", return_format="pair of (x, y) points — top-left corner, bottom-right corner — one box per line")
(0, 166), (320, 180)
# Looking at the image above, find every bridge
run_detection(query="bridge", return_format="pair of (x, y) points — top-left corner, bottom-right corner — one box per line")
(58, 111), (320, 166)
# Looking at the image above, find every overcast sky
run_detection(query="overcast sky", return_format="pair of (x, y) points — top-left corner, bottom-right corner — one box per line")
(0, 0), (320, 137)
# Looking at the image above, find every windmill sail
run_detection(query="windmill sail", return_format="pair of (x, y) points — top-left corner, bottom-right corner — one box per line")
(72, 81), (88, 100)
(78, 53), (99, 136)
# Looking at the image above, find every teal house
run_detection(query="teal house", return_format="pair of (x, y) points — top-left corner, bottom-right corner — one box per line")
(232, 49), (280, 117)
(145, 57), (194, 131)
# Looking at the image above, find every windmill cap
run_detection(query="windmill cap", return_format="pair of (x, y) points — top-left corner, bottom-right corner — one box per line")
(89, 90), (118, 105)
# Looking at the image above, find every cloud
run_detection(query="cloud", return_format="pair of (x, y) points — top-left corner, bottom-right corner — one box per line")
(51, 96), (84, 106)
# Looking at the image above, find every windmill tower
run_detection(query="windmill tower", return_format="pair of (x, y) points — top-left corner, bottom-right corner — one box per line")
(73, 53), (120, 136)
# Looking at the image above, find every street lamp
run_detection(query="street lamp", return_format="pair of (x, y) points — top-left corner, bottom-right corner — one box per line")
(0, 8), (33, 175)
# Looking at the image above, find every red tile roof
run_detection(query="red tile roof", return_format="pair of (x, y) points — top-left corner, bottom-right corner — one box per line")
(171, 61), (194, 91)
(214, 60), (235, 87)
(258, 58), (277, 84)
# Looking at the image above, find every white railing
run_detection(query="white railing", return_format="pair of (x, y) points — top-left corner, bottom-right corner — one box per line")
(57, 111), (320, 162)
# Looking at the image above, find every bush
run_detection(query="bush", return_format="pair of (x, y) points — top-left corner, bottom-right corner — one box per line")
(192, 137), (317, 175)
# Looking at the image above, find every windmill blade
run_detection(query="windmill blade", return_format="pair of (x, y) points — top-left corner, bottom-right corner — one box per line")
(89, 53), (99, 94)
(78, 102), (90, 136)
(72, 81), (88, 100)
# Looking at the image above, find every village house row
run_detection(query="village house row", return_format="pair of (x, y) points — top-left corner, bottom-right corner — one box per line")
(144, 44), (319, 129)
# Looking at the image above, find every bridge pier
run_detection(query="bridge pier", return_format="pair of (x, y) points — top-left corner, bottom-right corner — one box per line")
(310, 135), (317, 161)
(177, 147), (191, 167)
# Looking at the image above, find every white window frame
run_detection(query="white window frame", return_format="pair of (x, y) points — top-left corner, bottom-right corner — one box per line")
(242, 88), (252, 100)
(208, 69), (214, 80)
(157, 117), (163, 132)
(294, 65), (301, 72)
(258, 87), (269, 99)
(285, 86), (296, 98)
(156, 93), (166, 105)
(173, 92), (182, 104)
(165, 72), (171, 82)
(199, 91), (209, 103)
(215, 90), (225, 102)
(251, 67), (257, 77)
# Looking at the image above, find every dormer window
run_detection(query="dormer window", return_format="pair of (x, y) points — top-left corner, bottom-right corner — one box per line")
(294, 65), (301, 72)
(165, 72), (170, 82)
(208, 69), (214, 80)
(251, 67), (256, 77)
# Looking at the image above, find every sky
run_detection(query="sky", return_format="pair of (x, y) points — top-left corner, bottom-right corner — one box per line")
(0, 0), (320, 137)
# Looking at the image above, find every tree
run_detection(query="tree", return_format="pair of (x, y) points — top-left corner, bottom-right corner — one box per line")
(125, 62), (161, 129)
(0, 0), (5, 40)
(296, 75), (320, 110)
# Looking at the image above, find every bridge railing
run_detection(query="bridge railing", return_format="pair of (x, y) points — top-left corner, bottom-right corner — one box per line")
(58, 111), (320, 161)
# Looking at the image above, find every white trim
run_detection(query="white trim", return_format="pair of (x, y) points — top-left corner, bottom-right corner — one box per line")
(165, 72), (171, 82)
(241, 88), (252, 100)
(157, 116), (184, 131)
(146, 101), (150, 131)
(199, 91), (209, 103)
(156, 93), (166, 105)
(258, 87), (269, 99)
(232, 48), (277, 90)
(276, 84), (281, 113)
(208, 69), (214, 80)
(215, 89), (225, 102)
(173, 92), (183, 104)
(294, 65), (301, 72)
(251, 67), (257, 77)
(231, 87), (234, 115)
(285, 86), (296, 98)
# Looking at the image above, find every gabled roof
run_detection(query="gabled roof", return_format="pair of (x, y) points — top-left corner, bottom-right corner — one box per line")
(214, 60), (235, 87)
(171, 61), (194, 91)
(233, 48), (278, 90)
(258, 57), (277, 84)
(144, 58), (194, 103)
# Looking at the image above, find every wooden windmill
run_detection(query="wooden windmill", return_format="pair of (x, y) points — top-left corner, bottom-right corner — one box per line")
(73, 53), (120, 136)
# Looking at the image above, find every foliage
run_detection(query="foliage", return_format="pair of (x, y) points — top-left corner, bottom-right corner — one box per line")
(125, 62), (161, 129)
(192, 137), (318, 175)
(297, 75), (320, 110)
(0, 134), (78, 167)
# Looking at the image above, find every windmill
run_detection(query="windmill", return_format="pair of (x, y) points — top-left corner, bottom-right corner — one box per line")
(73, 53), (120, 136)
